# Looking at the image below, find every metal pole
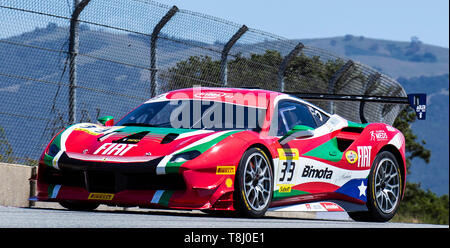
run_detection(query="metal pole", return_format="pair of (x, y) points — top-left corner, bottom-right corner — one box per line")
(327, 59), (354, 114)
(278, 42), (304, 92)
(150, 6), (178, 97)
(68, 0), (90, 124)
(220, 25), (248, 86)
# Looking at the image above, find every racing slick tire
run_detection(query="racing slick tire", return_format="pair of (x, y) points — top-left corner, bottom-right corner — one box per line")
(59, 201), (100, 211)
(234, 147), (273, 218)
(348, 151), (402, 222)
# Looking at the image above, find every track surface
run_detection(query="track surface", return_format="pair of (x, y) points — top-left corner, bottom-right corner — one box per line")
(0, 206), (446, 228)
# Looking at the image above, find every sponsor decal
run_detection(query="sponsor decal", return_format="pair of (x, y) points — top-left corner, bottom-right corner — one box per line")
(269, 201), (345, 212)
(113, 131), (150, 144)
(320, 202), (344, 212)
(305, 203), (326, 211)
(75, 124), (121, 136)
(277, 149), (300, 184)
(194, 92), (234, 99)
(357, 146), (372, 167)
(345, 150), (358, 164)
(277, 184), (293, 193)
(216, 166), (236, 175)
(277, 148), (299, 160)
(93, 143), (137, 156)
(88, 193), (114, 201)
(370, 130), (388, 141)
(74, 128), (103, 136)
(301, 165), (333, 179)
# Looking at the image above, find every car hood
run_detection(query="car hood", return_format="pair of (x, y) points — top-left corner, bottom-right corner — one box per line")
(51, 123), (240, 163)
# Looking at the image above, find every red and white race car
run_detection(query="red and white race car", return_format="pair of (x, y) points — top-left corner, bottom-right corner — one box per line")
(34, 87), (406, 222)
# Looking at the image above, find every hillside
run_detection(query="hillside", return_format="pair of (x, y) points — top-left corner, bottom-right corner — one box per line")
(0, 26), (448, 195)
(298, 35), (449, 79)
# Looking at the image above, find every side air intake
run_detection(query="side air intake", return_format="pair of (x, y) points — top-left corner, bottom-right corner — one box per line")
(336, 127), (365, 152)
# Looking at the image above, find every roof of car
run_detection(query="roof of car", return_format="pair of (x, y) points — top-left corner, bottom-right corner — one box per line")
(168, 87), (284, 97)
(151, 87), (286, 108)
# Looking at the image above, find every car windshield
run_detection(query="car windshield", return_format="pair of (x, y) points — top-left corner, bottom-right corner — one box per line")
(116, 100), (267, 131)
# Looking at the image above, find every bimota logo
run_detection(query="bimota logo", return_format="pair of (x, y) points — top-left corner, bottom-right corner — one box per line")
(301, 165), (333, 179)
(93, 143), (137, 156)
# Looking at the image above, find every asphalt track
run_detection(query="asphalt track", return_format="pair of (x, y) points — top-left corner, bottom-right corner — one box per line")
(0, 206), (446, 228)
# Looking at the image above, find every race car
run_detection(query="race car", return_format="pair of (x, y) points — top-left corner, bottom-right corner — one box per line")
(34, 87), (406, 222)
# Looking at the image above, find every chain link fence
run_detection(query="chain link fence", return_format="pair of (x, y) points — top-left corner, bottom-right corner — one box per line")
(0, 0), (406, 165)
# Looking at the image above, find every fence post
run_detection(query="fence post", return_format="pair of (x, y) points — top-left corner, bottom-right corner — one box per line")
(220, 25), (248, 86)
(327, 59), (354, 114)
(278, 42), (304, 92)
(150, 5), (178, 97)
(68, 0), (90, 125)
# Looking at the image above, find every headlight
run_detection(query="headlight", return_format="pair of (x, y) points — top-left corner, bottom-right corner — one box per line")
(47, 143), (60, 157)
(170, 150), (201, 163)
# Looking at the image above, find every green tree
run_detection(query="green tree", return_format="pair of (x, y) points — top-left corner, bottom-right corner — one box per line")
(393, 108), (430, 170)
(396, 182), (449, 224)
(159, 55), (221, 92)
(159, 50), (348, 94)
(393, 108), (448, 224)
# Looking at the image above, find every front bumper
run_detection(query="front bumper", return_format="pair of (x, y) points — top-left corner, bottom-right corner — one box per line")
(35, 153), (236, 210)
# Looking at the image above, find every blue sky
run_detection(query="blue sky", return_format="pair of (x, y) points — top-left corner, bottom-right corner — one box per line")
(157, 0), (449, 48)
(1, 0), (448, 48)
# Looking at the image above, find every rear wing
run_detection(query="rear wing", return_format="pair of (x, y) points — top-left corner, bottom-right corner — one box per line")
(285, 92), (427, 123)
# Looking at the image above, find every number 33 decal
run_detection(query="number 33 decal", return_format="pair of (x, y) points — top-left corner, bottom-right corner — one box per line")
(279, 161), (296, 182)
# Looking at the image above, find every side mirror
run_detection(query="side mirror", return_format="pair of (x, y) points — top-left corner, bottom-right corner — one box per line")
(97, 116), (114, 126)
(278, 125), (314, 145)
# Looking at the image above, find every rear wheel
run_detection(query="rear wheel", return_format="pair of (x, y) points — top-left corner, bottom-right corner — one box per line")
(234, 147), (273, 218)
(59, 201), (100, 211)
(349, 151), (402, 222)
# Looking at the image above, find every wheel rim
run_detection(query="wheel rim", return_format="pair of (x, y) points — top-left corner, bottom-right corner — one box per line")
(243, 153), (272, 211)
(374, 158), (400, 214)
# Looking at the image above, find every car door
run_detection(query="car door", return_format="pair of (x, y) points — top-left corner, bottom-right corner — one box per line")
(272, 100), (336, 199)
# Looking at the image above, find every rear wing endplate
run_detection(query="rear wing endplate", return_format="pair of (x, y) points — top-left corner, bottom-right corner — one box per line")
(407, 93), (426, 120)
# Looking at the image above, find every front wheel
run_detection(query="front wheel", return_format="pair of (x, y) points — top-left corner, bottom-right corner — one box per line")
(349, 151), (402, 222)
(234, 147), (273, 218)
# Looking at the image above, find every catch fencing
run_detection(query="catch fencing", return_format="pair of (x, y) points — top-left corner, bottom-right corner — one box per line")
(0, 0), (406, 165)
